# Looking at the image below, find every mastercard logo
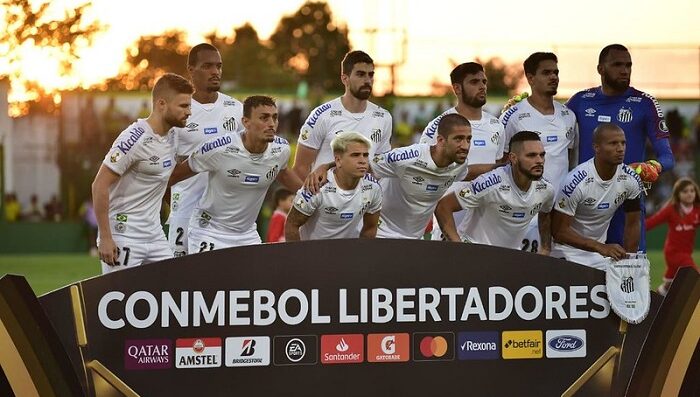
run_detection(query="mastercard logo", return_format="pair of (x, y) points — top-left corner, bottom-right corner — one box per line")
(413, 332), (454, 361)
(419, 336), (448, 358)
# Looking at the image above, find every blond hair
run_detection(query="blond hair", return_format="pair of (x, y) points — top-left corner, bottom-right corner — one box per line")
(331, 131), (371, 155)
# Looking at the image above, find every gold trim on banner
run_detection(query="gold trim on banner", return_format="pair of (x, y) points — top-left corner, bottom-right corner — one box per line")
(86, 361), (140, 397)
(71, 285), (88, 347)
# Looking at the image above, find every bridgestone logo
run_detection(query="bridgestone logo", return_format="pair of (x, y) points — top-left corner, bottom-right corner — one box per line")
(230, 358), (263, 364)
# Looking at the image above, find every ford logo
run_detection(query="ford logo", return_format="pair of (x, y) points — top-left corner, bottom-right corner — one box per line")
(548, 336), (583, 352)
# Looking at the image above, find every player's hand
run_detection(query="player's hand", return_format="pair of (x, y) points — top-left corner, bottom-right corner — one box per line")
(630, 160), (662, 183)
(98, 237), (119, 266)
(304, 165), (329, 194)
(596, 243), (627, 261)
(500, 92), (529, 115)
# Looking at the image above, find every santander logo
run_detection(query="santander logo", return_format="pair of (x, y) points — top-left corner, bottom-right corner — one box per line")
(336, 338), (349, 352)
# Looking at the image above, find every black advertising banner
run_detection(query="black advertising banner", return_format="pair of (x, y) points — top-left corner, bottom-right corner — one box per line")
(39, 239), (660, 396)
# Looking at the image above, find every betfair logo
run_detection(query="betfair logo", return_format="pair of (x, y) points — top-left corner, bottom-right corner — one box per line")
(501, 330), (542, 359)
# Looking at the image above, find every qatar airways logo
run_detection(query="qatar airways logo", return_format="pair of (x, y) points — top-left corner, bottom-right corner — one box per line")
(116, 126), (146, 154)
(386, 149), (419, 163)
(472, 174), (502, 194)
(561, 170), (588, 197)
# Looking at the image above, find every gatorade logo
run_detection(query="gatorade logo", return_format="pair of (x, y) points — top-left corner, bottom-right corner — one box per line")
(413, 332), (454, 361)
(367, 333), (409, 363)
(501, 330), (543, 359)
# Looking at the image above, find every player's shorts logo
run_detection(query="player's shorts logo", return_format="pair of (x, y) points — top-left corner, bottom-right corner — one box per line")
(115, 223), (126, 233)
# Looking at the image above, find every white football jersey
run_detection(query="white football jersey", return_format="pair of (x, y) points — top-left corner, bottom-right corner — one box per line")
(552, 159), (643, 264)
(297, 97), (392, 168)
(372, 143), (469, 239)
(293, 171), (382, 240)
(169, 93), (244, 220)
(187, 132), (291, 235)
(500, 99), (578, 191)
(420, 108), (506, 164)
(453, 165), (555, 250)
(102, 119), (175, 241)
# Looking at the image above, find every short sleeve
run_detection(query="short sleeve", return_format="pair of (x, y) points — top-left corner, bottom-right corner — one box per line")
(188, 139), (224, 173)
(553, 186), (580, 217)
(293, 188), (319, 217)
(367, 185), (382, 214)
(499, 106), (519, 152)
(103, 133), (141, 176)
(371, 150), (400, 178)
(297, 105), (329, 150)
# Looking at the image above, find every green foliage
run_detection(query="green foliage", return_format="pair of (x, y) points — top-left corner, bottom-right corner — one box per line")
(476, 57), (524, 96)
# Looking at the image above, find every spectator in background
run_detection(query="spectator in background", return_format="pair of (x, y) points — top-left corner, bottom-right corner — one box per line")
(266, 188), (293, 243)
(79, 196), (99, 256)
(25, 194), (43, 222)
(44, 194), (63, 222)
(3, 193), (21, 222)
(646, 177), (700, 295)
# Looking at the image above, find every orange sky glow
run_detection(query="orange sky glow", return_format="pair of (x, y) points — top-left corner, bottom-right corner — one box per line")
(1, 0), (699, 116)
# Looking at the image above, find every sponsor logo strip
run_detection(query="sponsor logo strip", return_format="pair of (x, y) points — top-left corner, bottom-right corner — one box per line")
(225, 336), (270, 367)
(321, 334), (363, 364)
(501, 330), (543, 359)
(175, 337), (222, 368)
(367, 333), (410, 363)
(545, 330), (587, 358)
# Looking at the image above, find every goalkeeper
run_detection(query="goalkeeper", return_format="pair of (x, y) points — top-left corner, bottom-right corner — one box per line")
(565, 44), (674, 251)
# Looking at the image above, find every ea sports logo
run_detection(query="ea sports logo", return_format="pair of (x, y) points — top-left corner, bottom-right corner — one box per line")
(285, 338), (306, 362)
(419, 336), (448, 358)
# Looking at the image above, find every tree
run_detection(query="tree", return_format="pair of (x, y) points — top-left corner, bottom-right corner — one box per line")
(109, 30), (189, 91)
(269, 1), (350, 92)
(0, 0), (103, 115)
(212, 24), (295, 90)
(476, 57), (524, 96)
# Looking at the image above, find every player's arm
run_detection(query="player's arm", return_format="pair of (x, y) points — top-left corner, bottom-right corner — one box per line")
(622, 198), (641, 253)
(284, 207), (310, 241)
(291, 144), (320, 181)
(92, 165), (120, 266)
(435, 192), (462, 242)
(537, 211), (552, 256)
(551, 210), (627, 260)
(568, 124), (579, 170)
(360, 211), (380, 238)
(168, 159), (197, 186)
(464, 163), (499, 181)
(644, 96), (674, 172)
(277, 168), (304, 192)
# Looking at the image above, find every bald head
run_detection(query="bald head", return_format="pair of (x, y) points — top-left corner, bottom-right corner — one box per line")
(592, 122), (624, 144)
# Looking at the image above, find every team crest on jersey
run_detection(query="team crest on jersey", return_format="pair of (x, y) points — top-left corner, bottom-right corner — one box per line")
(566, 127), (574, 139)
(370, 129), (382, 143)
(186, 123), (198, 132)
(300, 129), (310, 141)
(114, 223), (126, 233)
(198, 211), (212, 228)
(266, 165), (279, 180)
(459, 187), (471, 198)
(491, 133), (499, 144)
(530, 202), (543, 215)
(614, 192), (628, 205)
(223, 117), (237, 132)
(373, 153), (384, 163)
(110, 150), (122, 163)
(617, 108), (633, 123)
(558, 198), (566, 209)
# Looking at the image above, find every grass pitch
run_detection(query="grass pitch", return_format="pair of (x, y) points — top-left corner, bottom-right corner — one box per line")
(0, 250), (693, 296)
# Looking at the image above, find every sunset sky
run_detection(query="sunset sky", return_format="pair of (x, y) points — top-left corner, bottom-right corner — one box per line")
(2, 0), (699, 106)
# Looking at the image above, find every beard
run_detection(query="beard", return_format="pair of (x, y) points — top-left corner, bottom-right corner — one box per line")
(165, 112), (187, 128)
(517, 161), (543, 180)
(350, 84), (372, 100)
(461, 89), (486, 108)
(602, 70), (630, 92)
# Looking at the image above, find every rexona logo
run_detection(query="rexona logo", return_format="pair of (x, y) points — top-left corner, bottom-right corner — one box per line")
(273, 335), (317, 366)
(124, 339), (171, 370)
(175, 338), (222, 368)
(320, 334), (363, 364)
(225, 336), (270, 367)
(501, 330), (543, 359)
(545, 330), (586, 358)
(413, 332), (454, 361)
(457, 332), (499, 360)
(367, 333), (409, 362)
